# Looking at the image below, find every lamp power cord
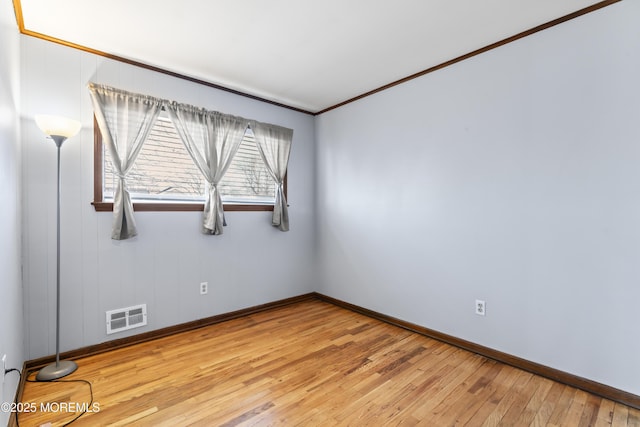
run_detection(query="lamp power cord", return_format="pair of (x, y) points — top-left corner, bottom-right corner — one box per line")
(3, 368), (94, 427)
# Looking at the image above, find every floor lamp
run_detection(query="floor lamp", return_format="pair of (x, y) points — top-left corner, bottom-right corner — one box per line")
(34, 115), (82, 381)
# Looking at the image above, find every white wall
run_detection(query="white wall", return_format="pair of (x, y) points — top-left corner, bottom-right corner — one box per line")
(20, 36), (317, 360)
(0, 1), (23, 424)
(316, 1), (640, 395)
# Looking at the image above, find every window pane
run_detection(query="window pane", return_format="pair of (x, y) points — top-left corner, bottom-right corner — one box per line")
(103, 116), (276, 204)
(104, 116), (206, 201)
(220, 131), (276, 204)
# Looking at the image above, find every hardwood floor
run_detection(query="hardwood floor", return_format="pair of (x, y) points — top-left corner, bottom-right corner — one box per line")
(16, 300), (640, 426)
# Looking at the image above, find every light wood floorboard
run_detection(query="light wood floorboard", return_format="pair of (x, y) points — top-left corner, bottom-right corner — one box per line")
(15, 300), (640, 426)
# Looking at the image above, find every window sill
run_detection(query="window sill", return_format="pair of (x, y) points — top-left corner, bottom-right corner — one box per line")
(92, 202), (275, 212)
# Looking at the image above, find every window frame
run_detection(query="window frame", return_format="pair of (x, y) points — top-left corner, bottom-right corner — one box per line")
(92, 116), (286, 212)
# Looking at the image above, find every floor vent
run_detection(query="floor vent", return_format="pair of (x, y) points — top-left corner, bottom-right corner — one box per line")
(106, 304), (147, 334)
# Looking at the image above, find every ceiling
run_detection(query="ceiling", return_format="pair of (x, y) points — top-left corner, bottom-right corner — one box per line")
(16, 0), (611, 114)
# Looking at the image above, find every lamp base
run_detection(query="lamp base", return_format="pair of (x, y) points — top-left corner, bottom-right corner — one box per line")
(36, 360), (78, 381)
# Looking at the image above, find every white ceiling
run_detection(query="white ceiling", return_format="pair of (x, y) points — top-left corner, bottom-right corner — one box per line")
(18, 0), (607, 113)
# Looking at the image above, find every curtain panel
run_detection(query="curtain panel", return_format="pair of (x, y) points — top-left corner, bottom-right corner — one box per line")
(166, 102), (248, 235)
(88, 83), (164, 240)
(251, 122), (294, 231)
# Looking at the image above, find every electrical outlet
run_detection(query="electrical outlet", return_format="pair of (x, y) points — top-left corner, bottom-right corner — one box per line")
(1, 354), (6, 386)
(0, 353), (4, 403)
(475, 300), (486, 316)
(200, 282), (208, 295)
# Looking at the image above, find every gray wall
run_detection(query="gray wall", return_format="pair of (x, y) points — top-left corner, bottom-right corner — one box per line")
(20, 36), (317, 360)
(0, 1), (23, 423)
(316, 1), (640, 395)
(14, 0), (640, 401)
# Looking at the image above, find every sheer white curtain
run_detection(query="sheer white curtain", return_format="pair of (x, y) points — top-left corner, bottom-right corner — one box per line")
(251, 121), (293, 231)
(88, 83), (164, 240)
(166, 102), (248, 235)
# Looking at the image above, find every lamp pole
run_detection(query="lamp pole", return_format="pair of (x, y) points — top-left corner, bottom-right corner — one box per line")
(35, 116), (81, 381)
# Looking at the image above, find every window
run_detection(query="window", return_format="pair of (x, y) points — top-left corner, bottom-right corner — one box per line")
(93, 114), (285, 212)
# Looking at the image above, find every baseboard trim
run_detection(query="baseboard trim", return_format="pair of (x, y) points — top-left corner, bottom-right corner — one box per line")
(24, 293), (316, 371)
(313, 292), (640, 410)
(20, 291), (639, 412)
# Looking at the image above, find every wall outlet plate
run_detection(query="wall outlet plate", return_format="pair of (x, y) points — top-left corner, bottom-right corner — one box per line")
(475, 300), (486, 316)
(1, 354), (6, 386)
(200, 282), (208, 295)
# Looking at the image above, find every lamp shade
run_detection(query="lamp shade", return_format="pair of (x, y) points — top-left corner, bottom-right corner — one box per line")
(35, 115), (81, 138)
